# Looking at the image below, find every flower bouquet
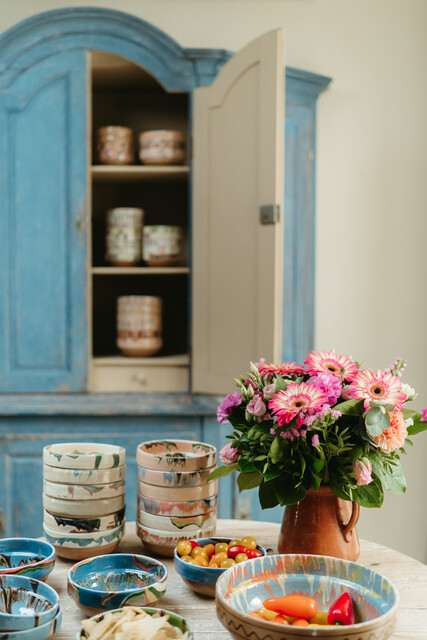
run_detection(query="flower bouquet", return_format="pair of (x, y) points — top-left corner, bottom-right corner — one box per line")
(209, 350), (427, 509)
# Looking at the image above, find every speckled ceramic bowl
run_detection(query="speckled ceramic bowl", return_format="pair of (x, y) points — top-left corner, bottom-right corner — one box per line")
(138, 480), (217, 501)
(43, 443), (125, 470)
(137, 509), (217, 532)
(137, 465), (215, 488)
(43, 524), (124, 561)
(43, 463), (126, 485)
(0, 604), (61, 640)
(0, 574), (59, 630)
(43, 493), (125, 517)
(0, 538), (55, 582)
(136, 521), (216, 558)
(174, 537), (267, 597)
(216, 554), (399, 640)
(68, 554), (167, 616)
(43, 479), (125, 500)
(43, 508), (125, 534)
(137, 494), (218, 517)
(137, 440), (216, 472)
(77, 606), (193, 639)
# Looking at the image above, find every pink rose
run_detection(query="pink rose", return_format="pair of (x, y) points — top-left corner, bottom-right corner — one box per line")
(341, 385), (353, 401)
(217, 392), (242, 424)
(353, 459), (373, 486)
(263, 383), (276, 398)
(219, 442), (239, 466)
(247, 394), (266, 417)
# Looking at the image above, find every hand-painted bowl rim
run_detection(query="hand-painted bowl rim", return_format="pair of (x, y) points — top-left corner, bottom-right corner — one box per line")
(43, 443), (125, 470)
(43, 522), (124, 541)
(137, 439), (216, 471)
(0, 604), (62, 640)
(68, 554), (168, 597)
(0, 538), (55, 576)
(77, 606), (192, 640)
(215, 553), (400, 634)
(0, 574), (60, 629)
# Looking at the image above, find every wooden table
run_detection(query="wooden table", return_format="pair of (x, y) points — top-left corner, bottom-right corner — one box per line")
(47, 519), (427, 639)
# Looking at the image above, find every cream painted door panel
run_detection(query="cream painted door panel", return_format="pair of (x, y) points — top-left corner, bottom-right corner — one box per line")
(192, 29), (285, 395)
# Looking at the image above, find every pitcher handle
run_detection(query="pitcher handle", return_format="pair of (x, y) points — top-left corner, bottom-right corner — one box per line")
(342, 501), (360, 542)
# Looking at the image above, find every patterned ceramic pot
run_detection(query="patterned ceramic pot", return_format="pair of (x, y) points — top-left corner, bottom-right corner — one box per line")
(0, 538), (55, 582)
(97, 126), (134, 165)
(0, 574), (59, 630)
(136, 439), (216, 472)
(137, 465), (215, 488)
(117, 296), (162, 338)
(43, 479), (125, 501)
(137, 494), (218, 518)
(43, 443), (125, 470)
(137, 480), (217, 501)
(136, 521), (216, 558)
(106, 208), (143, 266)
(43, 494), (125, 518)
(42, 464), (125, 485)
(43, 508), (125, 534)
(137, 509), (217, 533)
(142, 226), (183, 267)
(68, 554), (167, 616)
(138, 130), (185, 165)
(44, 524), (124, 561)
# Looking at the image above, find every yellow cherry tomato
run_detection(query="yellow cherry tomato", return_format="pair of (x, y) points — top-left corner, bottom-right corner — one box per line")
(196, 556), (209, 567)
(212, 552), (228, 565)
(203, 543), (215, 557)
(241, 536), (257, 550)
(191, 547), (208, 560)
(235, 553), (249, 563)
(214, 542), (229, 554)
(229, 539), (243, 547)
(176, 540), (192, 556)
(180, 555), (193, 563)
(309, 611), (329, 625)
(208, 559), (219, 568)
(220, 558), (236, 568)
(188, 558), (201, 565)
(257, 607), (279, 621)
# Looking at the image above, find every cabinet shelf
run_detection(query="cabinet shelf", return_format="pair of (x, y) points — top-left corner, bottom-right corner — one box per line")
(93, 354), (189, 367)
(92, 266), (189, 275)
(91, 165), (190, 182)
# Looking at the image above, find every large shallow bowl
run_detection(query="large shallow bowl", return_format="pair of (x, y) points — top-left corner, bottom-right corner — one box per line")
(138, 509), (217, 532)
(137, 440), (216, 472)
(138, 494), (217, 517)
(0, 538), (55, 582)
(136, 521), (216, 558)
(43, 463), (126, 485)
(138, 466), (215, 487)
(0, 604), (61, 640)
(68, 554), (167, 616)
(138, 480), (217, 501)
(43, 493), (125, 517)
(174, 537), (266, 597)
(44, 479), (125, 500)
(216, 554), (399, 640)
(43, 443), (125, 470)
(44, 524), (124, 561)
(0, 574), (59, 630)
(43, 508), (125, 534)
(77, 606), (193, 639)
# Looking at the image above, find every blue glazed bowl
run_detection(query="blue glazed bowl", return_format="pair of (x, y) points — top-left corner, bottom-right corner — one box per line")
(174, 537), (267, 597)
(77, 606), (193, 639)
(0, 603), (61, 639)
(0, 574), (59, 630)
(68, 554), (168, 615)
(0, 538), (55, 582)
(216, 554), (399, 640)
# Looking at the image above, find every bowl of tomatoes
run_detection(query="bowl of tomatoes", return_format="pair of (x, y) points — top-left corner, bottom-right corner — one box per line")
(174, 536), (266, 597)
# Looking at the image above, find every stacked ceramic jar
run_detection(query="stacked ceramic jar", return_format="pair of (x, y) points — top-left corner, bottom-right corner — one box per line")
(138, 130), (186, 165)
(106, 207), (144, 267)
(117, 295), (162, 357)
(42, 443), (126, 560)
(97, 126), (134, 165)
(142, 226), (183, 266)
(136, 439), (217, 557)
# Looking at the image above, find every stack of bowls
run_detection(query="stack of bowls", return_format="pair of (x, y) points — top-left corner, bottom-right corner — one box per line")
(117, 295), (162, 357)
(42, 443), (126, 560)
(106, 207), (144, 266)
(136, 439), (217, 557)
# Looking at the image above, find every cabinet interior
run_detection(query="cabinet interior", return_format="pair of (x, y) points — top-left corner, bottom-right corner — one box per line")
(89, 51), (190, 392)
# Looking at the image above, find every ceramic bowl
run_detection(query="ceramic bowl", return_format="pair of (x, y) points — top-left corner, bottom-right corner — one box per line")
(68, 554), (167, 616)
(43, 524), (124, 561)
(77, 606), (193, 640)
(142, 225), (183, 266)
(43, 507), (125, 533)
(139, 130), (186, 165)
(137, 439), (216, 472)
(137, 494), (218, 517)
(43, 443), (125, 470)
(43, 463), (126, 485)
(174, 537), (267, 598)
(138, 480), (217, 501)
(137, 509), (217, 532)
(136, 521), (216, 558)
(0, 605), (61, 640)
(43, 493), (125, 517)
(43, 479), (125, 500)
(137, 465), (215, 487)
(0, 538), (55, 582)
(216, 554), (399, 640)
(0, 574), (59, 630)
(117, 336), (163, 357)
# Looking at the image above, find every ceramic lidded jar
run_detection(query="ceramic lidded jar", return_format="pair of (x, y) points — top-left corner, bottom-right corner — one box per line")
(105, 208), (144, 266)
(143, 226), (183, 267)
(97, 126), (134, 165)
(138, 130), (186, 165)
(116, 295), (162, 357)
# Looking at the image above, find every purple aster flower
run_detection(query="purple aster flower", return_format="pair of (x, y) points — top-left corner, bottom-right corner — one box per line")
(217, 392), (242, 424)
(308, 372), (342, 406)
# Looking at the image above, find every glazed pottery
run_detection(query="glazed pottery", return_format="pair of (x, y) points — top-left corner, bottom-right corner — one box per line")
(43, 479), (125, 501)
(0, 538), (55, 582)
(43, 508), (125, 534)
(137, 509), (217, 533)
(137, 465), (215, 487)
(0, 605), (61, 640)
(0, 574), (59, 630)
(117, 336), (163, 357)
(136, 521), (216, 558)
(43, 443), (125, 470)
(138, 130), (186, 165)
(136, 439), (216, 472)
(216, 554), (399, 640)
(138, 494), (217, 518)
(43, 523), (123, 548)
(174, 537), (266, 598)
(138, 480), (217, 501)
(106, 207), (144, 266)
(142, 225), (183, 267)
(97, 126), (134, 165)
(42, 463), (125, 485)
(68, 554), (167, 616)
(78, 606), (193, 640)
(278, 486), (360, 561)
(43, 493), (125, 518)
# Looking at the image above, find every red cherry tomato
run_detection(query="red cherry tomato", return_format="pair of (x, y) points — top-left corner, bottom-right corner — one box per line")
(188, 540), (200, 549)
(246, 548), (263, 559)
(227, 545), (249, 559)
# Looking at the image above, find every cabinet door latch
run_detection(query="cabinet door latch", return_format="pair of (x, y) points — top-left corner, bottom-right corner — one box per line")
(260, 204), (280, 225)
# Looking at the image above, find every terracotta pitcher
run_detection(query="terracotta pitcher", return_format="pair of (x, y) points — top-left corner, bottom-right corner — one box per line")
(278, 486), (360, 561)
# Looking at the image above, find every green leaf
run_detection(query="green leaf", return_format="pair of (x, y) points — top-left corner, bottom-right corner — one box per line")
(238, 458), (259, 473)
(353, 477), (384, 508)
(269, 436), (283, 464)
(334, 399), (364, 416)
(207, 463), (238, 480)
(402, 408), (419, 420)
(310, 475), (322, 491)
(310, 457), (324, 473)
(274, 375), (287, 392)
(274, 477), (307, 505)
(259, 479), (279, 509)
(407, 418), (427, 436)
(237, 470), (263, 493)
(371, 457), (406, 494)
(365, 406), (391, 437)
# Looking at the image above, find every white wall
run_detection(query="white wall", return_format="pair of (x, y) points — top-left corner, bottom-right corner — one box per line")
(2, 0), (426, 562)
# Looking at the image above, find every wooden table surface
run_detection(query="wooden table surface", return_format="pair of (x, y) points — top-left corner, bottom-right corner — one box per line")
(47, 519), (427, 639)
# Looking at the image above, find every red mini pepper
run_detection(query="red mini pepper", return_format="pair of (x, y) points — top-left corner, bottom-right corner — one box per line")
(327, 592), (355, 626)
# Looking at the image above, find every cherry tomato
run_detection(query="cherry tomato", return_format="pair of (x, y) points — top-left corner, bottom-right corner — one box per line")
(257, 607), (278, 621)
(214, 542), (229, 554)
(241, 535), (257, 550)
(188, 558), (200, 565)
(176, 540), (192, 557)
(191, 547), (208, 560)
(272, 615), (290, 625)
(263, 595), (317, 619)
(208, 560), (219, 568)
(248, 612), (265, 620)
(188, 540), (200, 549)
(196, 556), (209, 567)
(180, 555), (193, 563)
(220, 558), (236, 568)
(211, 552), (228, 564)
(227, 545), (248, 559)
(293, 619), (310, 627)
(229, 539), (243, 547)
(246, 548), (263, 559)
(235, 553), (249, 563)
(309, 611), (329, 625)
(203, 544), (215, 557)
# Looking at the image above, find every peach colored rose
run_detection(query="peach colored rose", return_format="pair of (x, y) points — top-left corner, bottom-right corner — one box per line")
(353, 459), (373, 485)
(372, 410), (407, 452)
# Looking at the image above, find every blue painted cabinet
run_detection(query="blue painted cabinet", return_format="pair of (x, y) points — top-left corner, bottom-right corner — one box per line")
(0, 8), (330, 536)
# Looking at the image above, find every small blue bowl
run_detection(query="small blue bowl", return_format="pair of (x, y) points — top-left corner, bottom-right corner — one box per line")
(0, 574), (59, 630)
(174, 537), (267, 597)
(68, 554), (168, 615)
(0, 539), (55, 582)
(0, 604), (61, 640)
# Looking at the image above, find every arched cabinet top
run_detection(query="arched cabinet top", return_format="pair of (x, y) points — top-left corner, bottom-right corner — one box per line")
(0, 7), (232, 91)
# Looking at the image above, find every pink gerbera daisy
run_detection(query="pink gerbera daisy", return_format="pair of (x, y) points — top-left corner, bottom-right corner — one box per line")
(269, 382), (328, 427)
(305, 350), (358, 382)
(372, 410), (408, 452)
(258, 361), (305, 378)
(349, 369), (407, 410)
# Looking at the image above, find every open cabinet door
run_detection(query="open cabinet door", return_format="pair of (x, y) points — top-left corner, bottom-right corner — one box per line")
(192, 30), (285, 395)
